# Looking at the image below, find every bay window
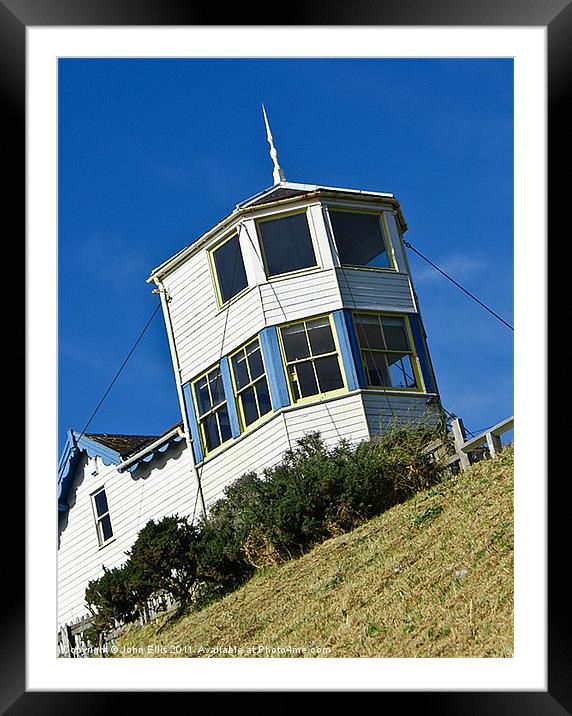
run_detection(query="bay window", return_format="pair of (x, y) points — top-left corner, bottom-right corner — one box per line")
(193, 364), (232, 453)
(230, 337), (272, 429)
(329, 209), (393, 269)
(256, 211), (318, 278)
(279, 315), (345, 402)
(354, 313), (421, 390)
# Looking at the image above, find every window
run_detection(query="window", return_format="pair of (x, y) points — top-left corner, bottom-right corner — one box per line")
(230, 338), (272, 429)
(354, 313), (420, 390)
(193, 365), (232, 453)
(210, 233), (248, 305)
(329, 209), (393, 269)
(92, 487), (113, 546)
(257, 212), (318, 277)
(279, 315), (345, 402)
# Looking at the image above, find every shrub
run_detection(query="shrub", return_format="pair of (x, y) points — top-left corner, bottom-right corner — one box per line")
(254, 433), (348, 558)
(126, 515), (202, 618)
(340, 423), (443, 522)
(227, 425), (446, 565)
(194, 472), (264, 596)
(84, 562), (143, 647)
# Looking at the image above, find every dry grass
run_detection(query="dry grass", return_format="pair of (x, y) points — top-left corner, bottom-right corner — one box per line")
(114, 446), (513, 658)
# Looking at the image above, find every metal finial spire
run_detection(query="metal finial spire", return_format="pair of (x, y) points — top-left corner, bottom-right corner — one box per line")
(262, 103), (286, 185)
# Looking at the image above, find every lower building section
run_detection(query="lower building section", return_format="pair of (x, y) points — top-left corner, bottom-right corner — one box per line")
(196, 390), (442, 510)
(57, 439), (197, 629)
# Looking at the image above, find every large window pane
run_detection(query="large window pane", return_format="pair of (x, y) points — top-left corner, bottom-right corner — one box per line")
(218, 407), (232, 443)
(307, 317), (335, 355)
(94, 490), (108, 518)
(100, 514), (113, 542)
(255, 378), (272, 417)
(296, 361), (319, 397)
(386, 353), (417, 388)
(382, 317), (410, 352)
(329, 210), (391, 268)
(258, 213), (317, 277)
(355, 314), (384, 350)
(231, 351), (249, 390)
(314, 355), (344, 393)
(246, 343), (264, 380)
(282, 323), (310, 361)
(208, 369), (225, 407)
(204, 413), (221, 451)
(195, 377), (211, 416)
(241, 386), (259, 426)
(212, 234), (248, 303)
(363, 350), (389, 386)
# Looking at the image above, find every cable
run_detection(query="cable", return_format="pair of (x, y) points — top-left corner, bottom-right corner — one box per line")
(192, 226), (245, 520)
(441, 405), (476, 439)
(76, 302), (162, 442)
(404, 241), (514, 332)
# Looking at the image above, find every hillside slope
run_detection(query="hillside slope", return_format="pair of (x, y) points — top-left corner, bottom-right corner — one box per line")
(115, 446), (513, 658)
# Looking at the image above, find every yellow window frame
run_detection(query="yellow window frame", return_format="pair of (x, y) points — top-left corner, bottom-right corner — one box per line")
(191, 363), (232, 456)
(255, 207), (321, 280)
(352, 311), (425, 392)
(326, 205), (397, 271)
(228, 336), (273, 433)
(208, 231), (249, 308)
(277, 312), (349, 406)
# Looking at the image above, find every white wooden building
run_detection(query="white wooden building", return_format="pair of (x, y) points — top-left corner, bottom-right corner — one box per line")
(58, 119), (442, 640)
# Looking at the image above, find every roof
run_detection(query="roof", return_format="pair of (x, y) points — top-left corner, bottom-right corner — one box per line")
(147, 180), (405, 283)
(83, 433), (159, 459)
(58, 422), (185, 511)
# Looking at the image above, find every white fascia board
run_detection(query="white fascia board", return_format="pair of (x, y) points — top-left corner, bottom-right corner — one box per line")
(147, 183), (400, 283)
(117, 426), (185, 472)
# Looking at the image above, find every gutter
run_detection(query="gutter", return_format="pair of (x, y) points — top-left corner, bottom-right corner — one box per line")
(117, 425), (185, 472)
(147, 188), (407, 283)
(153, 278), (207, 518)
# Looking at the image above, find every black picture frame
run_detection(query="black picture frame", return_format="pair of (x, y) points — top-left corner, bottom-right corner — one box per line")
(7, 0), (564, 712)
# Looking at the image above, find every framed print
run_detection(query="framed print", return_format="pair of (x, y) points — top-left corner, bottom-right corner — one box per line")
(6, 0), (566, 711)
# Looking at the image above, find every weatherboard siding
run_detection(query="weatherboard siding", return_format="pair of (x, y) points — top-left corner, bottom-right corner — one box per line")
(163, 251), (266, 384)
(337, 268), (416, 313)
(57, 442), (196, 627)
(361, 392), (441, 435)
(199, 393), (369, 510)
(164, 253), (345, 385)
(259, 268), (342, 325)
(284, 393), (369, 446)
(199, 414), (289, 509)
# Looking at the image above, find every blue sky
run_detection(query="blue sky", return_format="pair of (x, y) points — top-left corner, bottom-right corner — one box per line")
(58, 58), (513, 453)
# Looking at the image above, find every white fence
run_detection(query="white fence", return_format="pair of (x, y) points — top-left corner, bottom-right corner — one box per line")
(426, 416), (514, 473)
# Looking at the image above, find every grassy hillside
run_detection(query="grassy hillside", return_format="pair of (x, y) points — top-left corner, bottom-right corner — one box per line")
(114, 446), (513, 658)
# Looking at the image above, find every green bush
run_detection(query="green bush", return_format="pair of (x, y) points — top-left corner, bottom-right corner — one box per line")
(84, 562), (144, 647)
(241, 425), (445, 563)
(127, 515), (202, 617)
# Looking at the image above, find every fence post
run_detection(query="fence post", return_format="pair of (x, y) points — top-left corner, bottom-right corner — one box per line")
(451, 418), (471, 472)
(486, 431), (503, 458)
(59, 624), (74, 658)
